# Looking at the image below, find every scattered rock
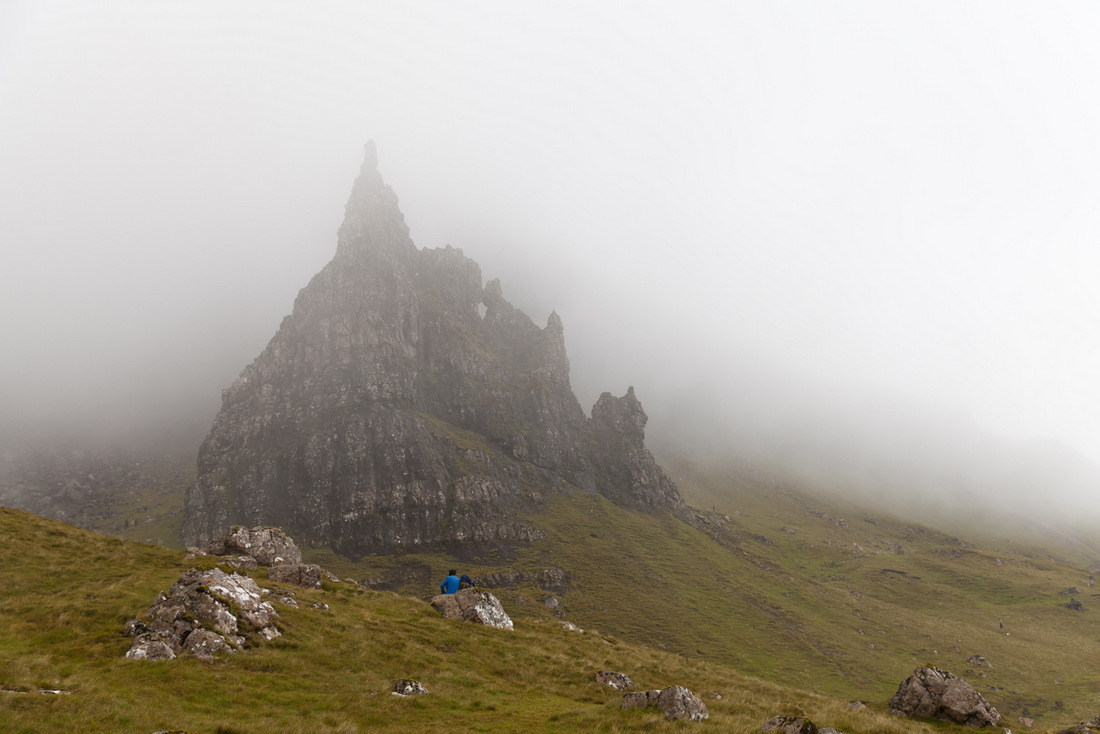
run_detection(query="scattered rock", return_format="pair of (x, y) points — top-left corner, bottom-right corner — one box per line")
(1059, 587), (1081, 596)
(561, 621), (583, 632)
(430, 588), (513, 630)
(1067, 597), (1085, 611)
(267, 563), (323, 588)
(890, 665), (1000, 727)
(968, 655), (993, 667)
(596, 671), (635, 690)
(847, 700), (867, 711)
(543, 595), (559, 609)
(391, 679), (428, 696)
(311, 602), (329, 610)
(1019, 717), (1034, 727)
(761, 715), (819, 733)
(1057, 715), (1100, 733)
(621, 686), (707, 722)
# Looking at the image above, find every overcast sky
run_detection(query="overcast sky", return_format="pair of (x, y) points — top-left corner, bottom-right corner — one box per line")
(3, 2), (1100, 492)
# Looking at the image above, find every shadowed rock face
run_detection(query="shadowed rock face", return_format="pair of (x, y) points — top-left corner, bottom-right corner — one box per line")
(182, 142), (683, 556)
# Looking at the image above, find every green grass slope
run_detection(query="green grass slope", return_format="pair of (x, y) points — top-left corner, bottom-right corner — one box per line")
(310, 457), (1100, 730)
(7, 445), (1100, 732)
(1, 505), (956, 734)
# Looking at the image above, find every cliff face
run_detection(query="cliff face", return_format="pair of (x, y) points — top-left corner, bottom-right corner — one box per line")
(182, 142), (683, 556)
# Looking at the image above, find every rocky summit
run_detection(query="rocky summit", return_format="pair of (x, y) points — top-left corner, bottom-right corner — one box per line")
(182, 142), (683, 556)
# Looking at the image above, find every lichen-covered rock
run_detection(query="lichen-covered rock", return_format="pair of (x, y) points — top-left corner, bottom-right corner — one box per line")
(209, 526), (302, 566)
(430, 588), (513, 630)
(890, 665), (1000, 727)
(124, 567), (278, 661)
(267, 563), (322, 588)
(181, 143), (686, 555)
(596, 671), (635, 690)
(656, 685), (709, 722)
(761, 716), (819, 733)
(125, 635), (176, 661)
(182, 628), (233, 662)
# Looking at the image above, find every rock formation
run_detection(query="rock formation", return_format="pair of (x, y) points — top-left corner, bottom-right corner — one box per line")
(124, 566), (280, 662)
(182, 142), (684, 556)
(890, 665), (1001, 727)
(430, 587), (513, 630)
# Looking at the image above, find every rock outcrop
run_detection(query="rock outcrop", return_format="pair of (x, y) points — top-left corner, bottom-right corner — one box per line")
(124, 567), (279, 662)
(889, 665), (1001, 727)
(182, 142), (684, 556)
(430, 587), (513, 630)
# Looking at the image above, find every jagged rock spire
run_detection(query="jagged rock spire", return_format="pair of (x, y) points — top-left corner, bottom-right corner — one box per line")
(182, 144), (684, 555)
(335, 140), (416, 262)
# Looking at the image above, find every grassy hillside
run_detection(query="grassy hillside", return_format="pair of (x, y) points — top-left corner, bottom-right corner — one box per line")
(1, 505), (948, 734)
(310, 458), (1100, 730)
(5, 447), (1100, 732)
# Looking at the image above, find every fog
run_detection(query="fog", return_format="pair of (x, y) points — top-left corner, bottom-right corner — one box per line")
(3, 2), (1100, 518)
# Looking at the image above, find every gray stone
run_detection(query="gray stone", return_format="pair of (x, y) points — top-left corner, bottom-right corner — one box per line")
(183, 629), (232, 661)
(656, 685), (708, 722)
(210, 526), (302, 567)
(126, 635), (176, 661)
(430, 588), (513, 630)
(267, 563), (323, 588)
(761, 716), (818, 733)
(890, 665), (1000, 727)
(392, 679), (428, 696)
(595, 671), (634, 690)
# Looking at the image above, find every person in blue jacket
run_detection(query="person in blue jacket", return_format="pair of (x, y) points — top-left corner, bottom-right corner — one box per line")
(440, 569), (461, 594)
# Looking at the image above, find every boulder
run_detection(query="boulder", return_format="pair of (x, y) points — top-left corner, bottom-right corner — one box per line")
(890, 665), (1000, 727)
(621, 690), (662, 710)
(125, 635), (176, 661)
(596, 671), (635, 690)
(761, 716), (818, 733)
(430, 588), (513, 630)
(1067, 597), (1085, 611)
(657, 685), (708, 722)
(621, 686), (707, 722)
(208, 526), (303, 566)
(967, 655), (992, 667)
(267, 563), (323, 588)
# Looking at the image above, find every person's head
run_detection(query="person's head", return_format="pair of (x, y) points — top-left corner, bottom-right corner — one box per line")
(449, 569), (457, 576)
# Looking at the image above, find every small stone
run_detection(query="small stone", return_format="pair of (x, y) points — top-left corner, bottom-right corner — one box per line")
(392, 679), (428, 696)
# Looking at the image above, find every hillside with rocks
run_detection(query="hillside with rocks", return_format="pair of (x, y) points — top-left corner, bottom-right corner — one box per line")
(182, 142), (681, 556)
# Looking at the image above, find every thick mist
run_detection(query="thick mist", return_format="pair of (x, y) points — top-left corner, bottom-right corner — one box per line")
(3, 2), (1100, 519)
